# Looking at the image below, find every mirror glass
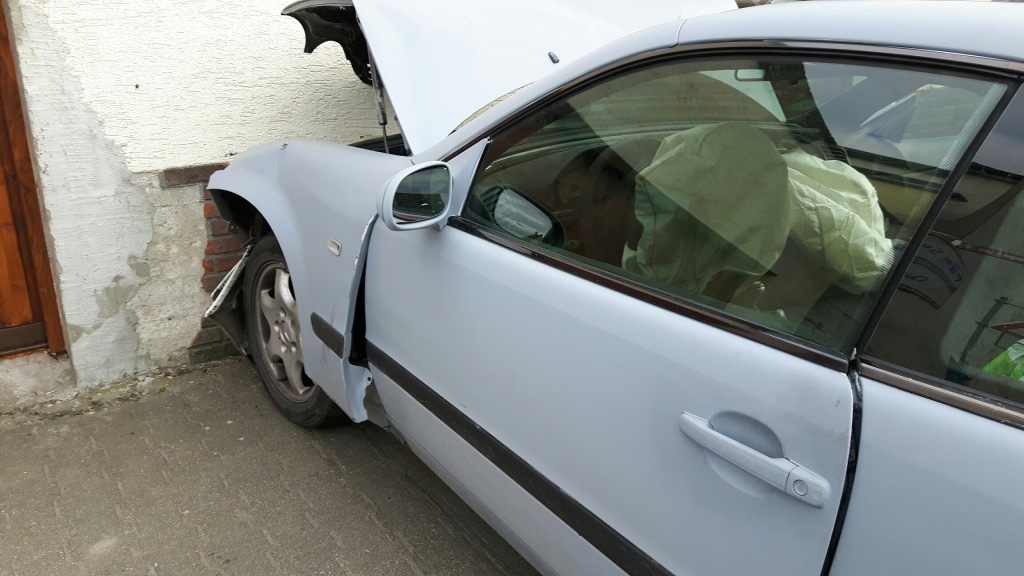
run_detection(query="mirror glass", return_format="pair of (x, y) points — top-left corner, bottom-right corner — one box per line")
(393, 165), (451, 223)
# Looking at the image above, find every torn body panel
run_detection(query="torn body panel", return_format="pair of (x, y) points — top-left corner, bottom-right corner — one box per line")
(204, 244), (253, 354)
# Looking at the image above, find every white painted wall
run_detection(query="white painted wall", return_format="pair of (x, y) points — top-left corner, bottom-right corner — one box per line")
(7, 0), (383, 387)
(16, 0), (382, 172)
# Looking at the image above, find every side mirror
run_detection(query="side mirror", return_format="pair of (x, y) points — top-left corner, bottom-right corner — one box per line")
(380, 162), (452, 231)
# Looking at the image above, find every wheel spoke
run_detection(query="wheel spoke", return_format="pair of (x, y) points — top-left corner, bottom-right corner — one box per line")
(265, 341), (286, 380)
(275, 269), (298, 316)
(282, 351), (306, 396)
(258, 288), (278, 327)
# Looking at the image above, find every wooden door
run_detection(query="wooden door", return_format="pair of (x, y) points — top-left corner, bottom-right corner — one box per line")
(0, 150), (45, 351)
(0, 8), (63, 356)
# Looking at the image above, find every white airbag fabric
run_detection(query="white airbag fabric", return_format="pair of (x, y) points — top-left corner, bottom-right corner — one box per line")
(624, 122), (893, 300)
(623, 123), (790, 293)
(784, 149), (893, 293)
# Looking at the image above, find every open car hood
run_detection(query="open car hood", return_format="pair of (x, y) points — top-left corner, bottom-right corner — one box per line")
(284, 0), (737, 153)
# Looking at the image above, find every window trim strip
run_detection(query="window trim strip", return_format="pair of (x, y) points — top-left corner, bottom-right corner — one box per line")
(449, 46), (1024, 418)
(860, 361), (1024, 429)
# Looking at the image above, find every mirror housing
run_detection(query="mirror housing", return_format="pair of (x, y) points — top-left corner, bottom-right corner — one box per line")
(379, 161), (453, 231)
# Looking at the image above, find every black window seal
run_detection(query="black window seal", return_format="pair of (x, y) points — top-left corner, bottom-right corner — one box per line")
(451, 52), (1020, 373)
(852, 82), (1021, 353)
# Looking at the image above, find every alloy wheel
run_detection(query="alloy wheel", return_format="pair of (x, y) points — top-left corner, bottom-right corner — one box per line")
(253, 262), (313, 402)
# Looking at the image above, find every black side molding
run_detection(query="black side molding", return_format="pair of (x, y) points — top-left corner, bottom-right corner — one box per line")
(311, 313), (345, 359)
(367, 341), (672, 576)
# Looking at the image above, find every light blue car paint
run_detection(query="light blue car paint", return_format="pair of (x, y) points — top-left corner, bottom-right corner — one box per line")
(209, 140), (410, 420)
(208, 2), (1024, 573)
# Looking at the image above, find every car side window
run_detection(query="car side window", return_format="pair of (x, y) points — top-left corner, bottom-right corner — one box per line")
(865, 92), (1024, 406)
(463, 57), (1005, 353)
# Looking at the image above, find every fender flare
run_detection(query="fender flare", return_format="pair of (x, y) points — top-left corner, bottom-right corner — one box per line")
(209, 178), (308, 306)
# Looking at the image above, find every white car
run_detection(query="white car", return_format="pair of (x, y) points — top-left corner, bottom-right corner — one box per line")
(206, 1), (1024, 574)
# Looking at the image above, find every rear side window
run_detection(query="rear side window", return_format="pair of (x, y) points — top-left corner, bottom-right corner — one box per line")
(865, 91), (1024, 406)
(464, 56), (1005, 354)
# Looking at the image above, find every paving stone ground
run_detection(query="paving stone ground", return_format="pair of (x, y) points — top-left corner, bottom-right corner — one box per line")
(0, 359), (539, 576)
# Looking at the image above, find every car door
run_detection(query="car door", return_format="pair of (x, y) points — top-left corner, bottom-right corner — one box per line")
(832, 88), (1024, 575)
(364, 52), (1008, 575)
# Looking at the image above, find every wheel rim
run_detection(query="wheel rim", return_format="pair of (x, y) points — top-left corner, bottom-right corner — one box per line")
(253, 261), (313, 402)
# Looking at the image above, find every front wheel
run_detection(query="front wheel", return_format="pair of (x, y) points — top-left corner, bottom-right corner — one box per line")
(243, 235), (341, 427)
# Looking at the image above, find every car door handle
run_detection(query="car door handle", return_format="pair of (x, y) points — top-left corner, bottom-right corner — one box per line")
(679, 413), (831, 507)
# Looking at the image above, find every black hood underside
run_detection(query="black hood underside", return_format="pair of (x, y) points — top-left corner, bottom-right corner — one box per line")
(283, 0), (372, 85)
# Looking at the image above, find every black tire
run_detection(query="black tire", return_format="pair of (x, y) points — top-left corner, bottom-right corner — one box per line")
(243, 235), (342, 427)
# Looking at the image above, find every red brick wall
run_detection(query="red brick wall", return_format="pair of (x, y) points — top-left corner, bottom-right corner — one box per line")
(200, 190), (246, 294)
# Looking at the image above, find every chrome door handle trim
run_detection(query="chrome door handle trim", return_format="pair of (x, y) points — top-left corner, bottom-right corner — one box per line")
(679, 412), (831, 507)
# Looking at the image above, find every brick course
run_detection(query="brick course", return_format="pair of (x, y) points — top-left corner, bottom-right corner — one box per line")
(207, 218), (230, 236)
(200, 271), (228, 293)
(160, 163), (227, 188)
(202, 200), (219, 219)
(205, 235), (243, 255)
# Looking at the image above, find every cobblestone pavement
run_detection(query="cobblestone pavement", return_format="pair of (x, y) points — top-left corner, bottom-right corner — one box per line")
(0, 359), (539, 576)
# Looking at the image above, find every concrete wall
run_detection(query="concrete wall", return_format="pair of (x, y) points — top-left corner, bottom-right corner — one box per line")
(6, 0), (383, 388)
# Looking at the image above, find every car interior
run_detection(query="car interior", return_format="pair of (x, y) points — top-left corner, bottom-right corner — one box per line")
(465, 58), (1004, 354)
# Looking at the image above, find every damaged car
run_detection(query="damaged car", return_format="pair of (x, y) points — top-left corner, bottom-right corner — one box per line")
(205, 1), (1024, 574)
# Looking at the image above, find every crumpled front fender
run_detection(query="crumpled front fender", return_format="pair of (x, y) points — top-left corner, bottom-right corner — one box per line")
(206, 141), (307, 354)
(206, 139), (411, 421)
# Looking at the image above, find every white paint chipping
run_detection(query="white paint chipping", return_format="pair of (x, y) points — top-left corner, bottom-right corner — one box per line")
(6, 0), (384, 389)
(126, 175), (210, 369)
(10, 1), (153, 386)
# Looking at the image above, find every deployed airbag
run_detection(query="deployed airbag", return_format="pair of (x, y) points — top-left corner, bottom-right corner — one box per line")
(624, 122), (893, 304)
(623, 122), (790, 294)
(784, 149), (893, 293)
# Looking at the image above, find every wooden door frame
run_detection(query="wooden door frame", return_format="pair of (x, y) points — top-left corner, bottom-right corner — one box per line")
(0, 6), (65, 354)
